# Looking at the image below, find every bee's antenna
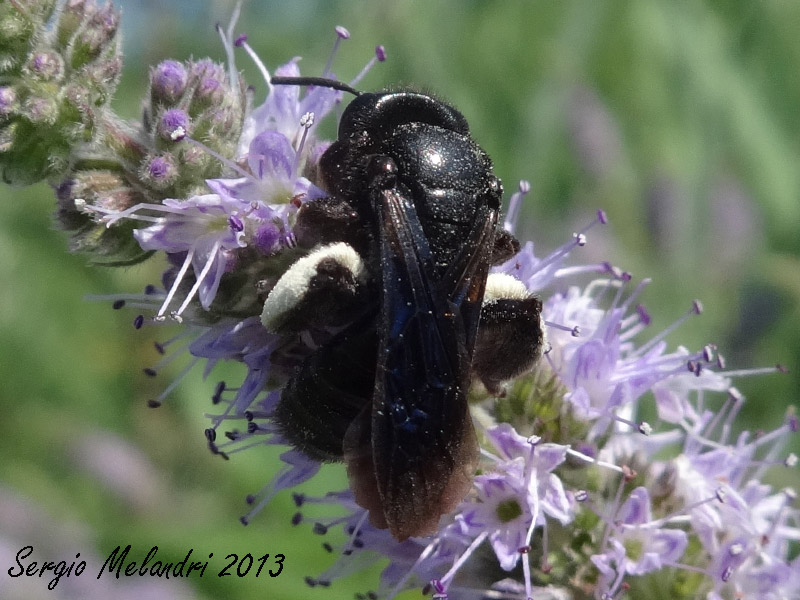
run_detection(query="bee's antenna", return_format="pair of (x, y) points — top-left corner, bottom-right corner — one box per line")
(270, 76), (361, 96)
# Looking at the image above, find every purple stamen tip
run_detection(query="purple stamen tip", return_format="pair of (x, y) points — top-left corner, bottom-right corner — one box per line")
(291, 512), (302, 526)
(519, 179), (531, 194)
(133, 315), (144, 329)
(335, 25), (350, 39)
(597, 209), (608, 224)
(154, 341), (165, 354)
(240, 516), (249, 526)
(692, 299), (704, 315)
(234, 33), (248, 47)
(305, 576), (318, 588)
(292, 492), (306, 507)
(375, 45), (386, 61)
(143, 367), (157, 377)
(636, 304), (651, 326)
(144, 284), (157, 295)
(245, 494), (255, 504)
(313, 522), (328, 535)
(112, 299), (125, 309)
(147, 399), (162, 408)
(228, 214), (244, 232)
(204, 428), (216, 442)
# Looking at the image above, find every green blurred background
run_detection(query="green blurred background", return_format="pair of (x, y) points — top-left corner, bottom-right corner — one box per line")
(1, 1), (798, 598)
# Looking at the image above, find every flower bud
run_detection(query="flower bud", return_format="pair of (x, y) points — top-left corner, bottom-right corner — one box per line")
(56, 0), (89, 48)
(21, 94), (59, 125)
(139, 154), (178, 190)
(0, 118), (69, 185)
(186, 59), (243, 150)
(0, 1), (52, 75)
(157, 108), (190, 142)
(24, 51), (64, 81)
(81, 55), (122, 105)
(187, 59), (227, 110)
(0, 0), (124, 187)
(68, 1), (120, 70)
(0, 119), (17, 152)
(55, 168), (149, 263)
(149, 60), (188, 107)
(99, 115), (147, 166)
(0, 86), (19, 116)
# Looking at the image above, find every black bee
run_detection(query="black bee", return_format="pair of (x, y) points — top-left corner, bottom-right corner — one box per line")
(261, 76), (545, 540)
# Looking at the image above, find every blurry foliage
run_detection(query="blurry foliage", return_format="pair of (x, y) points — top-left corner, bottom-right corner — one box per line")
(1, 1), (797, 598)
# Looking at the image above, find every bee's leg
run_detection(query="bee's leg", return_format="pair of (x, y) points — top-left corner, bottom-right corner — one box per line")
(261, 240), (378, 462)
(473, 273), (546, 396)
(293, 196), (369, 252)
(275, 322), (376, 462)
(261, 242), (370, 334)
(490, 228), (520, 265)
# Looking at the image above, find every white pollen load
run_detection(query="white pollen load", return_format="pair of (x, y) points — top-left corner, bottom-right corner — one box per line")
(261, 242), (364, 332)
(482, 272), (530, 304)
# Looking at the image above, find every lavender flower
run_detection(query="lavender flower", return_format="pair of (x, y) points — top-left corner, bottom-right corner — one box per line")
(2, 5), (797, 600)
(590, 487), (688, 588)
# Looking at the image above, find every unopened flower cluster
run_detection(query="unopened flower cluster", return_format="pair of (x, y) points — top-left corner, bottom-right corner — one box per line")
(3, 3), (797, 599)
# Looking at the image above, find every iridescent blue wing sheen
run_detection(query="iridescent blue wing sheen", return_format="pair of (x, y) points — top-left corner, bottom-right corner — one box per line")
(346, 185), (497, 540)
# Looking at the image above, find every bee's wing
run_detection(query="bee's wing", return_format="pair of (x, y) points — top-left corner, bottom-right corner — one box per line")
(345, 186), (496, 540)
